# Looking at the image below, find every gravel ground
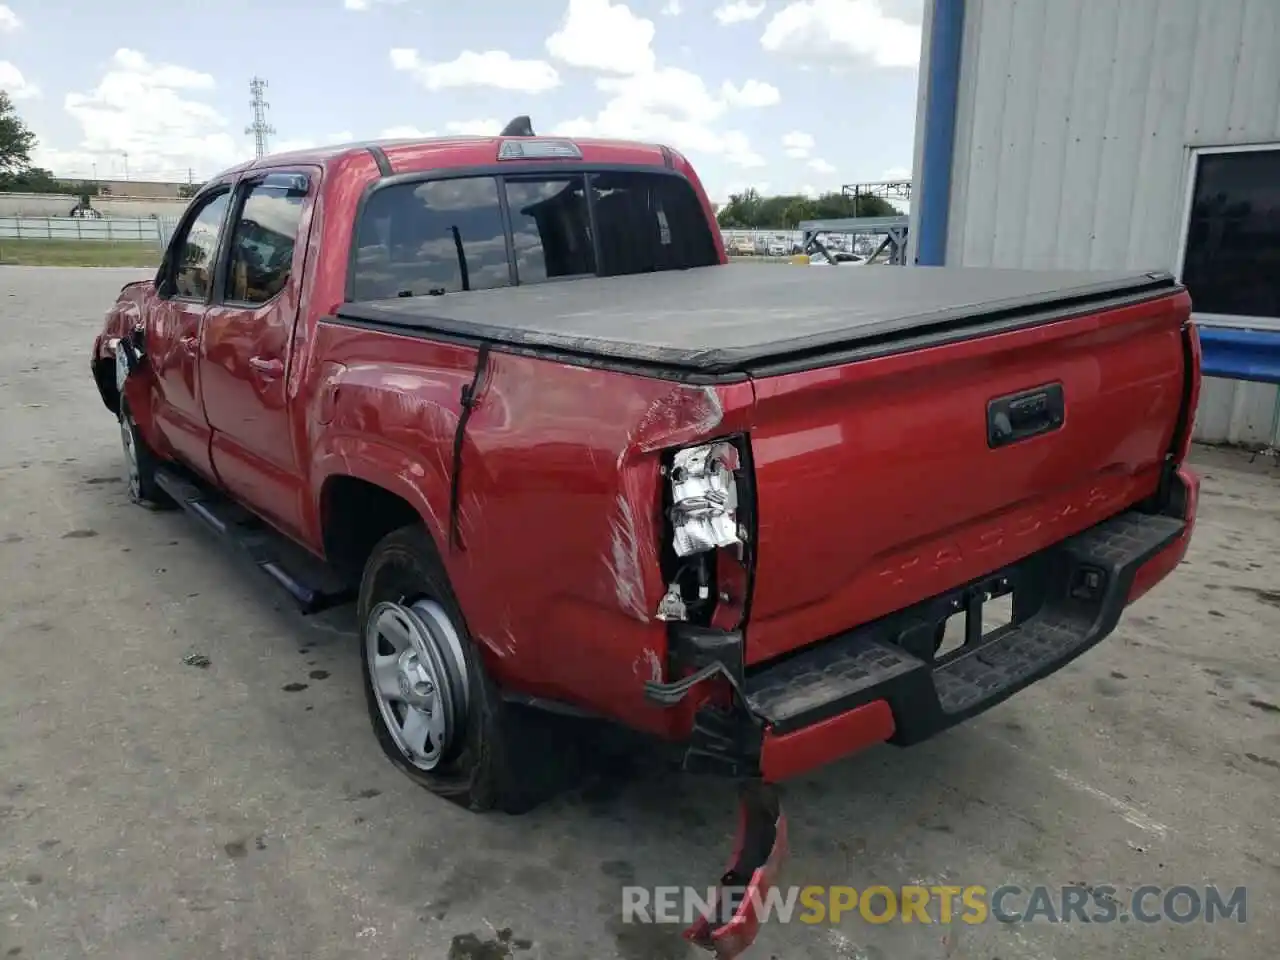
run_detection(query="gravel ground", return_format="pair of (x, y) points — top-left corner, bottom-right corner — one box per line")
(1, 265), (1277, 960)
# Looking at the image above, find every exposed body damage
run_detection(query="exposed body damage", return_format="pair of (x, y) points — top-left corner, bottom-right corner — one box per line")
(90, 129), (1201, 960)
(609, 493), (653, 624)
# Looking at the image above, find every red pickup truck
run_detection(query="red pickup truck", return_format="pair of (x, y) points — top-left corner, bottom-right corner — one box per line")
(91, 119), (1201, 958)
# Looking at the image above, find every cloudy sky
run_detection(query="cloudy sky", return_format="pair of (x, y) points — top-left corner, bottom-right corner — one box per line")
(0, 0), (922, 202)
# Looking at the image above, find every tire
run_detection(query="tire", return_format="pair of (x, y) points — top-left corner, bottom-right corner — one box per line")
(357, 524), (572, 813)
(119, 398), (172, 508)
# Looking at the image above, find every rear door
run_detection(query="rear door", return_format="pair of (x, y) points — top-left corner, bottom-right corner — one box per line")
(200, 169), (316, 538)
(148, 186), (233, 480)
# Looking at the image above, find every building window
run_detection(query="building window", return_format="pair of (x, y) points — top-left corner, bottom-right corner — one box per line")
(1179, 145), (1280, 328)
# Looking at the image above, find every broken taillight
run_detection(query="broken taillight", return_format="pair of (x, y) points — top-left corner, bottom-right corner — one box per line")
(669, 441), (742, 557)
(656, 436), (754, 629)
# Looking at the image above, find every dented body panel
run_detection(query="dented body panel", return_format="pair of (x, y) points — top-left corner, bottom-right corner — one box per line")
(308, 321), (754, 735)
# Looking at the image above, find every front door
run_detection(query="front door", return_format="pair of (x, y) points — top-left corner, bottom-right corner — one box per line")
(200, 170), (316, 538)
(148, 186), (232, 480)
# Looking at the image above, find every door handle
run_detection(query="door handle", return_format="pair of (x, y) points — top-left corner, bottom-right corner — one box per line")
(248, 356), (284, 377)
(179, 335), (199, 353)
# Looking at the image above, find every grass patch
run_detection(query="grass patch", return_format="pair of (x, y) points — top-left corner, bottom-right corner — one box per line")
(0, 238), (162, 268)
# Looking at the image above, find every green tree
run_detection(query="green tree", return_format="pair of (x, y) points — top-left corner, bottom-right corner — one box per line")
(0, 90), (37, 175)
(0, 166), (65, 192)
(716, 187), (765, 228)
(717, 187), (901, 229)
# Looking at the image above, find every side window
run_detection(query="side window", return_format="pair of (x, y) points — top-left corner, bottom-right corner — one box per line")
(504, 177), (596, 283)
(224, 176), (308, 305)
(171, 190), (230, 300)
(351, 177), (511, 300)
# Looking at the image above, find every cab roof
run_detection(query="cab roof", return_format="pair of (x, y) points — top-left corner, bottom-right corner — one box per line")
(207, 129), (677, 185)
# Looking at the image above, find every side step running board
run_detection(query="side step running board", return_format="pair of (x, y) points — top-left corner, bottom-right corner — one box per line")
(154, 467), (356, 615)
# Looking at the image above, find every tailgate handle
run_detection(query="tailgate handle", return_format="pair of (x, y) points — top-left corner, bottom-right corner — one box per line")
(987, 383), (1065, 448)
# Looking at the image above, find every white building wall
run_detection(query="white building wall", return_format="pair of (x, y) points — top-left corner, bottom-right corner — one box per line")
(938, 0), (1280, 447)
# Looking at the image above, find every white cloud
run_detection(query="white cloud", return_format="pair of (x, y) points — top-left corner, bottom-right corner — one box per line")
(390, 49), (560, 93)
(445, 118), (502, 136)
(598, 67), (725, 124)
(271, 131), (355, 153)
(33, 49), (240, 180)
(761, 0), (921, 68)
(0, 4), (19, 31)
(381, 125), (437, 139)
(553, 67), (765, 169)
(714, 1), (766, 24)
(661, 0), (682, 13)
(0, 61), (39, 100)
(883, 164), (912, 179)
(808, 157), (836, 174)
(719, 131), (765, 168)
(546, 0), (656, 75)
(271, 137), (319, 154)
(782, 131), (814, 158)
(344, 0), (405, 8)
(720, 78), (780, 108)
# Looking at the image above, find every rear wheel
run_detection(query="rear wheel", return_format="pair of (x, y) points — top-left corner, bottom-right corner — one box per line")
(118, 398), (171, 507)
(358, 524), (572, 813)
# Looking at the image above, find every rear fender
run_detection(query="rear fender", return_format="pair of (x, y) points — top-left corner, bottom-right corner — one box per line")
(310, 434), (451, 565)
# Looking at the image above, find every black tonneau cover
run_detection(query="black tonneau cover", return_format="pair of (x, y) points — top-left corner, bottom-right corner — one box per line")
(332, 264), (1179, 377)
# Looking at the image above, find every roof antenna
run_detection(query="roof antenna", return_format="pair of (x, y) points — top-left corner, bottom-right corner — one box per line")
(500, 115), (534, 137)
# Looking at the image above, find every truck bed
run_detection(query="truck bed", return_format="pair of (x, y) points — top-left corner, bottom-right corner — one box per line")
(332, 264), (1179, 377)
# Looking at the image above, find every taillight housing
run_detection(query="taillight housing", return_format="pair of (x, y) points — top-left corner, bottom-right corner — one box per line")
(669, 441), (742, 557)
(656, 435), (755, 630)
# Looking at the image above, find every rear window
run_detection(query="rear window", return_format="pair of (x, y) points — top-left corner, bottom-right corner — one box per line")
(349, 170), (718, 301)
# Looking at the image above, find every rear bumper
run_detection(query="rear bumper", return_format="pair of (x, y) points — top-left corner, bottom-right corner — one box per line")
(753, 466), (1199, 781)
(661, 467), (1199, 784)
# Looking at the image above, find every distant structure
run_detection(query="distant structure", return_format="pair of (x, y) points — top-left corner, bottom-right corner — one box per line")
(245, 77), (276, 159)
(842, 180), (913, 204)
(55, 178), (192, 199)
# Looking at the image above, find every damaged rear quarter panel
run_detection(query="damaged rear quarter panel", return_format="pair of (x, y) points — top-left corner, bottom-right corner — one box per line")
(454, 350), (752, 736)
(306, 324), (477, 560)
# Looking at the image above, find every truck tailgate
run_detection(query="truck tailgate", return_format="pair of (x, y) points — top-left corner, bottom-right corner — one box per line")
(744, 290), (1190, 665)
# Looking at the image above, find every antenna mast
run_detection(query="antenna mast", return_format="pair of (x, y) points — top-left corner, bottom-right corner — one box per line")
(246, 77), (276, 158)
